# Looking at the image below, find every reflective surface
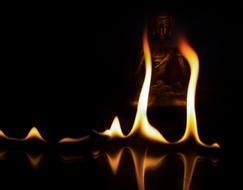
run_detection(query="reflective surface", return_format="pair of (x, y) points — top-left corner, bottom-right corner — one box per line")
(0, 145), (223, 190)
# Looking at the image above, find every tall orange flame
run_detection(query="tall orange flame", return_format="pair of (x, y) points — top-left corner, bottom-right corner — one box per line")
(0, 127), (46, 142)
(127, 31), (168, 143)
(99, 31), (168, 143)
(177, 39), (219, 148)
(105, 147), (166, 190)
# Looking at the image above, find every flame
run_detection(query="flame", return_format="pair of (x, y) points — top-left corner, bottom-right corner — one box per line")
(24, 127), (46, 142)
(101, 117), (125, 138)
(98, 30), (168, 143)
(127, 31), (168, 143)
(0, 127), (46, 142)
(58, 135), (90, 144)
(177, 39), (220, 148)
(105, 147), (166, 190)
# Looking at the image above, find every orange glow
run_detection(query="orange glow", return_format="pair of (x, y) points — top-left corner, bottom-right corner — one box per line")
(26, 153), (44, 169)
(58, 135), (90, 144)
(177, 39), (219, 148)
(98, 31), (169, 143)
(105, 147), (166, 190)
(178, 152), (217, 190)
(0, 151), (6, 160)
(105, 149), (123, 174)
(0, 127), (46, 142)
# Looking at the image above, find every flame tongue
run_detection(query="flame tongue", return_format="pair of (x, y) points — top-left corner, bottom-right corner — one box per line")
(101, 116), (125, 138)
(24, 127), (46, 142)
(177, 40), (219, 148)
(127, 31), (168, 143)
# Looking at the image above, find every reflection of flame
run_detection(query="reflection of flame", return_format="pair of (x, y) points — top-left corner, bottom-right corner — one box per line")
(177, 40), (220, 148)
(99, 31), (169, 143)
(105, 149), (123, 174)
(105, 147), (166, 190)
(58, 135), (90, 144)
(178, 152), (218, 190)
(26, 153), (44, 169)
(0, 151), (6, 160)
(0, 127), (46, 142)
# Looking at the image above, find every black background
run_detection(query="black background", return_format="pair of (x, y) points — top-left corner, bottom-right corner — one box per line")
(0, 3), (242, 189)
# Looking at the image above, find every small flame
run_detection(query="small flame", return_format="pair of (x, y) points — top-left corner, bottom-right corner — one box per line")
(177, 39), (219, 148)
(24, 127), (46, 142)
(0, 127), (46, 142)
(58, 135), (90, 144)
(105, 147), (166, 190)
(101, 117), (125, 138)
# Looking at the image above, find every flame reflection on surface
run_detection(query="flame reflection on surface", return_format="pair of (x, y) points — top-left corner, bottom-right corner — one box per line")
(100, 148), (219, 190)
(105, 147), (166, 190)
(26, 153), (44, 169)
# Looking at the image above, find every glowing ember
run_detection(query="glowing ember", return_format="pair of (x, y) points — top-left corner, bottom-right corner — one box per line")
(176, 39), (220, 148)
(58, 135), (90, 144)
(0, 127), (46, 142)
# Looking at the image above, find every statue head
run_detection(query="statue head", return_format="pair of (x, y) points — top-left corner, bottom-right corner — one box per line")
(150, 16), (172, 40)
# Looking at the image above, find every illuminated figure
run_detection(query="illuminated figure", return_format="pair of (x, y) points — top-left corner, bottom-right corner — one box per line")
(134, 16), (189, 108)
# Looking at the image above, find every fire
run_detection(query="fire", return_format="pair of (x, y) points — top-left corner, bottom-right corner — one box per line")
(0, 127), (46, 142)
(127, 31), (168, 143)
(176, 39), (219, 148)
(58, 135), (90, 144)
(105, 147), (166, 190)
(101, 117), (125, 138)
(98, 31), (169, 143)
(24, 127), (46, 142)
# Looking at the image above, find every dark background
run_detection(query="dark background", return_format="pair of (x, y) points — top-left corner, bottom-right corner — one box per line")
(0, 4), (241, 189)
